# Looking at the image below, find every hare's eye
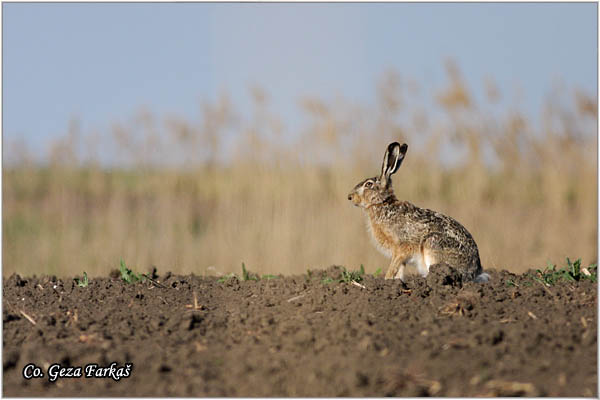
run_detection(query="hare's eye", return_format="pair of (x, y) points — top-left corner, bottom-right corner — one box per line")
(365, 181), (373, 188)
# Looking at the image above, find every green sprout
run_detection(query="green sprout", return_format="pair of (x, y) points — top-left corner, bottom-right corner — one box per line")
(340, 265), (365, 283)
(533, 258), (597, 286)
(217, 273), (236, 283)
(120, 259), (144, 284)
(241, 262), (259, 281)
(74, 272), (89, 287)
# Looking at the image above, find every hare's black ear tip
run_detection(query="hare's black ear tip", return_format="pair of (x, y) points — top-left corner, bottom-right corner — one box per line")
(387, 142), (407, 155)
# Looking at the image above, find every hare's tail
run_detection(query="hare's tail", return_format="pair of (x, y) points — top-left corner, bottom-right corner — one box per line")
(474, 272), (490, 283)
(471, 259), (490, 283)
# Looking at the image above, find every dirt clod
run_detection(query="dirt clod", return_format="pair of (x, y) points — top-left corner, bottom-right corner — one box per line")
(426, 263), (463, 287)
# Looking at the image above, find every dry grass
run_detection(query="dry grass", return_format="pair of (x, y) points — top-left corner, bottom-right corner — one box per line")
(3, 67), (597, 277)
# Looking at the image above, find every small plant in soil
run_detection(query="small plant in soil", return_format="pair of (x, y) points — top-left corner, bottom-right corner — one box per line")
(217, 273), (236, 283)
(321, 265), (366, 285)
(534, 258), (597, 286)
(373, 267), (383, 278)
(340, 265), (365, 283)
(241, 263), (259, 281)
(74, 272), (89, 287)
(119, 259), (145, 284)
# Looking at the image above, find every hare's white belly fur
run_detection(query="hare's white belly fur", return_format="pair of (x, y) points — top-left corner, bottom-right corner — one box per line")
(400, 254), (429, 277)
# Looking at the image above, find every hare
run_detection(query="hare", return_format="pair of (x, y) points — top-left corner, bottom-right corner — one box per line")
(348, 142), (489, 283)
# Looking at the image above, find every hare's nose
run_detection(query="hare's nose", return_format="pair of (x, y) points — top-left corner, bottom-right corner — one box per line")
(347, 194), (353, 201)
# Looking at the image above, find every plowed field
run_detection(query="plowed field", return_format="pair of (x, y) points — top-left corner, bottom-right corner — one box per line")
(3, 266), (597, 396)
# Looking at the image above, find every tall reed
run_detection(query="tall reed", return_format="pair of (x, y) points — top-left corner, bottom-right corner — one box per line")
(3, 66), (597, 277)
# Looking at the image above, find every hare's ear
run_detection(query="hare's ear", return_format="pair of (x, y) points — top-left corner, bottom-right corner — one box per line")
(380, 142), (407, 185)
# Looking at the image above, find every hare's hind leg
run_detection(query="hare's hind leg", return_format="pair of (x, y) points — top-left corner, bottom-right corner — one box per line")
(420, 232), (470, 277)
(420, 233), (447, 276)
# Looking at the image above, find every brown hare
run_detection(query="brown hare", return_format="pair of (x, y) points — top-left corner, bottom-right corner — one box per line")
(348, 142), (489, 282)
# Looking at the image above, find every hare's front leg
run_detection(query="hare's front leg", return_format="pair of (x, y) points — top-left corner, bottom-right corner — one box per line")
(385, 255), (406, 280)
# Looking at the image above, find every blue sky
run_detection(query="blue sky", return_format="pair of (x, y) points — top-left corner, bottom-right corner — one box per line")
(3, 3), (597, 159)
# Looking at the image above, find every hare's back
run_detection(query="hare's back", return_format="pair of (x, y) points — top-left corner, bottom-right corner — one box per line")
(403, 203), (478, 249)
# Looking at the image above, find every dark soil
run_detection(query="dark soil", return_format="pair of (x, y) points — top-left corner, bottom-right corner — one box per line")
(3, 265), (597, 397)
